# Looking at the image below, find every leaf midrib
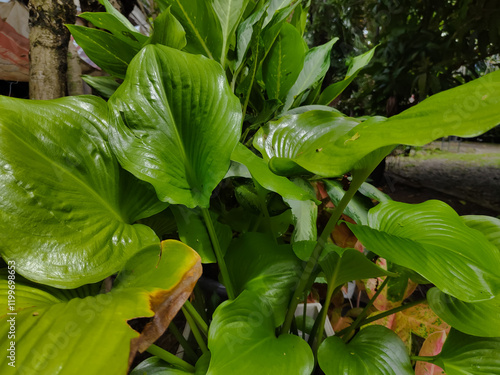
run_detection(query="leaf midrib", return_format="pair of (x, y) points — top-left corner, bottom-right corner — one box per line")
(2, 124), (124, 223)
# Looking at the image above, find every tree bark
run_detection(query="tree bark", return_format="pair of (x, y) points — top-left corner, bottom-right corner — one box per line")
(28, 0), (75, 99)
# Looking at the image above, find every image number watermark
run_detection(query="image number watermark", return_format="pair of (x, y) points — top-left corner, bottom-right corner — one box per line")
(6, 260), (16, 368)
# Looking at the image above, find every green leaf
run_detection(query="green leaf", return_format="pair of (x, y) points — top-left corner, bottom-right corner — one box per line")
(254, 110), (360, 176)
(319, 245), (395, 288)
(171, 206), (232, 263)
(427, 288), (500, 338)
(0, 241), (202, 374)
(256, 70), (500, 177)
(207, 290), (314, 374)
(283, 179), (318, 242)
(358, 181), (392, 203)
(318, 325), (413, 375)
(131, 354), (210, 374)
(263, 0), (294, 26)
(235, 5), (267, 72)
(290, 1), (309, 36)
(0, 96), (166, 288)
(147, 6), (187, 49)
(108, 45), (242, 208)
(81, 75), (120, 99)
(212, 0), (249, 65)
(163, 0), (222, 60)
(67, 25), (138, 78)
(231, 143), (315, 201)
(348, 200), (500, 302)
(263, 22), (306, 101)
(78, 12), (147, 48)
(462, 215), (500, 250)
(282, 37), (338, 112)
(225, 233), (302, 326)
(434, 329), (500, 375)
(323, 179), (371, 224)
(317, 47), (377, 105)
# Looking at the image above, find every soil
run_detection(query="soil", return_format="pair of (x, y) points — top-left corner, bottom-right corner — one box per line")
(380, 141), (500, 216)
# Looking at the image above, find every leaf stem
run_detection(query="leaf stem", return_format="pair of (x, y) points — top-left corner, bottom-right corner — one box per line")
(168, 322), (198, 363)
(183, 300), (208, 337)
(201, 207), (236, 300)
(411, 355), (437, 363)
(281, 168), (373, 335)
(312, 284), (343, 355)
(341, 276), (390, 342)
(357, 299), (427, 327)
(182, 306), (209, 354)
(146, 344), (195, 373)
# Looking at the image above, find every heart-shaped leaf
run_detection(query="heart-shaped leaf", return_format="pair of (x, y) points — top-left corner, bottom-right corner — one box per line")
(207, 290), (314, 374)
(348, 200), (500, 302)
(427, 288), (500, 337)
(108, 44), (242, 208)
(433, 329), (500, 375)
(256, 70), (500, 177)
(0, 241), (202, 374)
(318, 325), (413, 375)
(225, 233), (302, 326)
(0, 96), (166, 288)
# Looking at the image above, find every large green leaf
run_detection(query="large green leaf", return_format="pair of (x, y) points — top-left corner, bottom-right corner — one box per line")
(231, 143), (315, 201)
(263, 22), (306, 101)
(163, 0), (222, 60)
(318, 325), (413, 375)
(282, 37), (338, 112)
(256, 70), (500, 177)
(225, 233), (302, 326)
(207, 290), (314, 374)
(212, 0), (249, 65)
(147, 6), (187, 49)
(427, 288), (500, 338)
(317, 47), (377, 105)
(67, 25), (138, 78)
(434, 329), (500, 375)
(319, 245), (395, 288)
(0, 241), (202, 375)
(462, 215), (500, 250)
(0, 96), (166, 288)
(108, 45), (242, 208)
(348, 200), (500, 302)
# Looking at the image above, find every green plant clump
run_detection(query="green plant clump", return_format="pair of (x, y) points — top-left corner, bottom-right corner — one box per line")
(1, 1), (500, 374)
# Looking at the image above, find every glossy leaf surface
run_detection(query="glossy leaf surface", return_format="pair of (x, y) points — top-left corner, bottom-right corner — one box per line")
(225, 233), (302, 326)
(147, 6), (187, 49)
(0, 241), (202, 375)
(427, 288), (500, 337)
(256, 70), (500, 177)
(109, 45), (242, 208)
(435, 329), (500, 375)
(67, 25), (137, 78)
(0, 96), (165, 288)
(263, 22), (306, 101)
(207, 290), (313, 375)
(348, 200), (500, 302)
(318, 325), (413, 375)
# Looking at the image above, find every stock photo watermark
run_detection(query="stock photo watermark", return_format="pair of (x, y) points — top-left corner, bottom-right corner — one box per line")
(6, 260), (16, 368)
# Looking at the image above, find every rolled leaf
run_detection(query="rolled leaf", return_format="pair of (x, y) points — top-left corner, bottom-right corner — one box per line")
(0, 96), (166, 288)
(108, 45), (242, 208)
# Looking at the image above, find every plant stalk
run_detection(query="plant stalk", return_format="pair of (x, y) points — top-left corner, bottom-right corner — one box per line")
(146, 344), (195, 373)
(201, 207), (236, 300)
(168, 322), (198, 363)
(184, 299), (209, 337)
(411, 355), (437, 363)
(281, 168), (373, 335)
(182, 306), (209, 354)
(357, 299), (427, 327)
(312, 285), (343, 355)
(341, 276), (390, 342)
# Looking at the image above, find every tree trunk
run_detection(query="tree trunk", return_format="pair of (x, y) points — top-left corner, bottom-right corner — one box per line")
(28, 0), (75, 99)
